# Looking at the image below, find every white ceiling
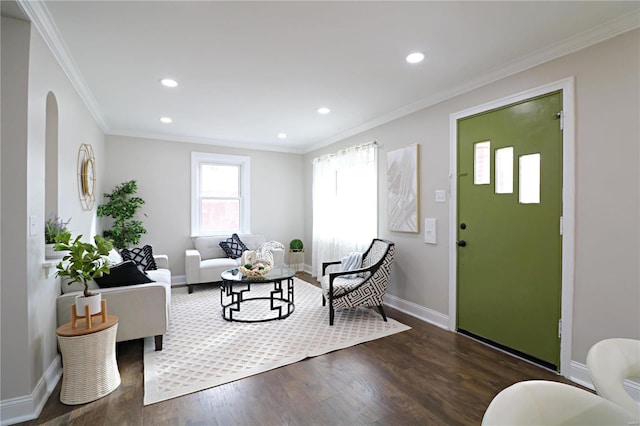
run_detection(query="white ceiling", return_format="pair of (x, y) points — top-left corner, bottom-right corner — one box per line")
(16, 1), (640, 153)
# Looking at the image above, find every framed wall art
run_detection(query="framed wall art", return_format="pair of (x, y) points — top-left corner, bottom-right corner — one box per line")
(387, 143), (420, 233)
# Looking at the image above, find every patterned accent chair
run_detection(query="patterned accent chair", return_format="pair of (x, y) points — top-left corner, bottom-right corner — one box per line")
(321, 239), (395, 326)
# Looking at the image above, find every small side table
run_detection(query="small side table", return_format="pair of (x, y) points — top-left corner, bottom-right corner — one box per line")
(56, 315), (121, 405)
(288, 249), (305, 275)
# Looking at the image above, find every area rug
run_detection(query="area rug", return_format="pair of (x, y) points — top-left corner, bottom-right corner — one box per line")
(143, 277), (410, 405)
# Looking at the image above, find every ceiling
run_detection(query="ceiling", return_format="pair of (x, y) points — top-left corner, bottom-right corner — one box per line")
(13, 1), (640, 153)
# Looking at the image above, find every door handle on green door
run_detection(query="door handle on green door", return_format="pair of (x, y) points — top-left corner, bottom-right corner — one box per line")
(457, 240), (467, 247)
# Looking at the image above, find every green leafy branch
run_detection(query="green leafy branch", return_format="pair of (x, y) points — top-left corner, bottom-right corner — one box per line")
(54, 231), (113, 297)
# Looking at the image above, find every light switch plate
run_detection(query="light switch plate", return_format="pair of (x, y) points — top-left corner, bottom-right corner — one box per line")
(435, 190), (446, 203)
(424, 218), (437, 244)
(29, 215), (38, 236)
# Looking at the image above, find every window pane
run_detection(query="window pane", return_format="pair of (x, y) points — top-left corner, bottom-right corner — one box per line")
(474, 141), (490, 185)
(191, 152), (250, 236)
(200, 199), (240, 232)
(519, 153), (541, 204)
(495, 147), (514, 194)
(201, 164), (239, 197)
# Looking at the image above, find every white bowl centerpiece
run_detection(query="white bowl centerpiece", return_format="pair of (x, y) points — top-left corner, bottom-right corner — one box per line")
(239, 259), (272, 278)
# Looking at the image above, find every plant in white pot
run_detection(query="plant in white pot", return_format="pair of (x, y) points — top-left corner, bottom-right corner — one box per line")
(54, 231), (113, 317)
(44, 215), (71, 259)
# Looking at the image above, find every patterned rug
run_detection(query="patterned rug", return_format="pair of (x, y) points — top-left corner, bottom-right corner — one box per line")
(143, 278), (410, 405)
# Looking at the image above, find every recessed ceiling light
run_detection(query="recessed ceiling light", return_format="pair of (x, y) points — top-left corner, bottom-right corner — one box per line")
(160, 78), (178, 88)
(406, 52), (425, 64)
(278, 133), (287, 139)
(317, 107), (331, 115)
(160, 117), (172, 123)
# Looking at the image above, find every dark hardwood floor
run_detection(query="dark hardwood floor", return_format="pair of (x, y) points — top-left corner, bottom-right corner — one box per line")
(23, 274), (584, 425)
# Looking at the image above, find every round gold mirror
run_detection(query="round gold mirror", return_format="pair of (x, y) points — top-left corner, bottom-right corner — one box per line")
(77, 143), (96, 210)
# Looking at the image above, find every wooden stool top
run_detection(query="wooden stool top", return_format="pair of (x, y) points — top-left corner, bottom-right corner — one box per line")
(57, 315), (118, 337)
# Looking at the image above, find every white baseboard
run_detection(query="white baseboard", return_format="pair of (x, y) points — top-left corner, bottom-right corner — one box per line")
(0, 355), (62, 426)
(625, 379), (640, 404)
(288, 263), (312, 276)
(568, 360), (640, 403)
(171, 274), (186, 286)
(567, 360), (595, 390)
(306, 269), (448, 329)
(384, 293), (450, 330)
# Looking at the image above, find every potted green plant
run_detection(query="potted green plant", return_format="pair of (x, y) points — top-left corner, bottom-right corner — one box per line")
(289, 239), (304, 252)
(54, 231), (113, 316)
(44, 215), (71, 259)
(97, 180), (147, 249)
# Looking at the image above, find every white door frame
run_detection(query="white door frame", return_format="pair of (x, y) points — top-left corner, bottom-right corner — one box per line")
(448, 77), (575, 376)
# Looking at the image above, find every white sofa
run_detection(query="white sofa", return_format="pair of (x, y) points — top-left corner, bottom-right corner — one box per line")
(56, 252), (171, 351)
(185, 234), (284, 293)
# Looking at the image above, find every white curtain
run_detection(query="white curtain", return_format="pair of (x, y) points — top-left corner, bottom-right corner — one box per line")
(312, 143), (378, 277)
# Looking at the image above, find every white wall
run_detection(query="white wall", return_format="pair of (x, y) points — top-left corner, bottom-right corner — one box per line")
(1, 15), (106, 423)
(103, 135), (305, 278)
(304, 29), (640, 365)
(1, 15), (32, 401)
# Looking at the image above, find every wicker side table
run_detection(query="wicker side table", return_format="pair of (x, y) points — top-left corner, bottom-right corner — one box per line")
(56, 315), (120, 405)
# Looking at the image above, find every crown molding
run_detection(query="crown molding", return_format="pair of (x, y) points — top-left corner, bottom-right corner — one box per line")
(14, 1), (638, 153)
(17, 0), (108, 132)
(305, 9), (640, 154)
(106, 129), (306, 155)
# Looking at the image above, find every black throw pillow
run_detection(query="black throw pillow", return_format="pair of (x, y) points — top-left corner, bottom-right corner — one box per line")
(232, 233), (249, 252)
(120, 245), (157, 271)
(218, 233), (248, 259)
(95, 260), (155, 288)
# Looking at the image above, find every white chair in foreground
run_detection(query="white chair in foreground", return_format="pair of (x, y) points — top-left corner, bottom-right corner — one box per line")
(587, 338), (640, 418)
(482, 380), (638, 425)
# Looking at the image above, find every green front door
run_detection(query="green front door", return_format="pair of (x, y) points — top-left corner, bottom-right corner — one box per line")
(457, 91), (563, 369)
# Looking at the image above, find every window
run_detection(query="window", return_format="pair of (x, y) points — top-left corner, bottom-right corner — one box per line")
(519, 153), (541, 204)
(474, 141), (491, 185)
(191, 152), (250, 236)
(311, 143), (378, 277)
(495, 147), (514, 194)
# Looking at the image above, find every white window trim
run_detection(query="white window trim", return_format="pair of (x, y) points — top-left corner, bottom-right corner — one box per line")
(191, 152), (250, 237)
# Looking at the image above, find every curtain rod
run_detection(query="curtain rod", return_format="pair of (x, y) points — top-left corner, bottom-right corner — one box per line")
(314, 140), (378, 162)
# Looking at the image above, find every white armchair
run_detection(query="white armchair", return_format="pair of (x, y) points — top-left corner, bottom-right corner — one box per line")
(482, 380), (638, 425)
(587, 338), (640, 418)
